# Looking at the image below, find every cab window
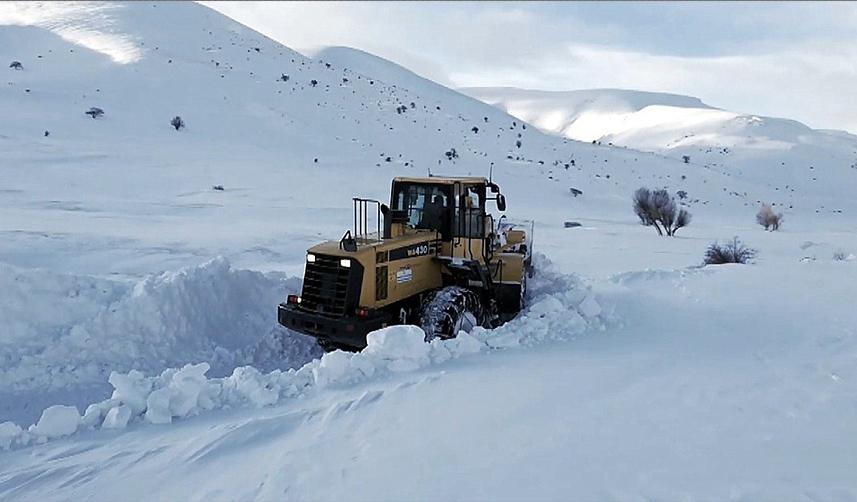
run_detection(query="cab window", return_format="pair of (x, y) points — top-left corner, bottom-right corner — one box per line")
(392, 183), (451, 235)
(454, 184), (484, 238)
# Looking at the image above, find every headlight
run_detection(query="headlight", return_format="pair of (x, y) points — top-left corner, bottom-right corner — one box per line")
(306, 253), (316, 263)
(340, 258), (351, 268)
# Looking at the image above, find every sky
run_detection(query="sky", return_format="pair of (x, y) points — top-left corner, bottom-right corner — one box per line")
(203, 1), (857, 133)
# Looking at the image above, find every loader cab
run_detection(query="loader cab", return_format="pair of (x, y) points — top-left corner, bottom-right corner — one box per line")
(389, 178), (495, 242)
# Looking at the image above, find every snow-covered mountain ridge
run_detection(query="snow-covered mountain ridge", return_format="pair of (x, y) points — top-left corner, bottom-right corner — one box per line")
(463, 86), (857, 196)
(461, 86), (857, 147)
(306, 46), (857, 210)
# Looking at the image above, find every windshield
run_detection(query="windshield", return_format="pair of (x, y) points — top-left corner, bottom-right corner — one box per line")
(392, 183), (451, 233)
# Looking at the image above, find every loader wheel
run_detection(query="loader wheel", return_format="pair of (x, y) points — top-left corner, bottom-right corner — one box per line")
(420, 286), (484, 341)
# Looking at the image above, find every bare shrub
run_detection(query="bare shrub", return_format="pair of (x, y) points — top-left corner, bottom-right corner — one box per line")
(84, 107), (104, 119)
(170, 116), (185, 131)
(833, 250), (849, 261)
(633, 187), (691, 236)
(704, 237), (757, 265)
(756, 203), (783, 231)
(9, 61), (23, 70)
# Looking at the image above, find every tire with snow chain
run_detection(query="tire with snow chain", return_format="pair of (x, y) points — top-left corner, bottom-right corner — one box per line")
(419, 286), (484, 341)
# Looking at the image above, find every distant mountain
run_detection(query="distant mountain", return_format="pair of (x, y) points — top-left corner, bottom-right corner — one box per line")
(463, 87), (857, 198)
(460, 87), (715, 144)
(460, 86), (857, 148)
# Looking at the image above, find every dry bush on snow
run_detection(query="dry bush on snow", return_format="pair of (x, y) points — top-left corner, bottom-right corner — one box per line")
(170, 116), (185, 131)
(833, 250), (849, 261)
(633, 187), (691, 236)
(704, 237), (757, 265)
(84, 107), (104, 119)
(756, 203), (783, 231)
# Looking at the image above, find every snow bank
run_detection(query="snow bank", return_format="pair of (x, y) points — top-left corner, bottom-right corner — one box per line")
(0, 254), (602, 450)
(0, 258), (316, 400)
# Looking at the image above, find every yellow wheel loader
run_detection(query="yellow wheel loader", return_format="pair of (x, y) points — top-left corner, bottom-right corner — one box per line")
(278, 176), (533, 351)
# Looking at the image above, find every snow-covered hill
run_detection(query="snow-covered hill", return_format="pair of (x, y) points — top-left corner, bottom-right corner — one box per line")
(464, 87), (857, 204)
(2, 4), (743, 278)
(2, 3), (857, 499)
(304, 46), (857, 210)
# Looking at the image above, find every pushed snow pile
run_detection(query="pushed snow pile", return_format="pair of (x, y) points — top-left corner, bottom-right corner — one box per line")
(0, 254), (601, 450)
(362, 326), (433, 372)
(28, 405), (81, 440)
(0, 422), (23, 450)
(0, 258), (317, 398)
(477, 254), (603, 349)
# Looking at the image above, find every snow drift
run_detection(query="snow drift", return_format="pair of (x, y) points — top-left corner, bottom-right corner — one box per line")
(0, 254), (602, 450)
(0, 258), (319, 423)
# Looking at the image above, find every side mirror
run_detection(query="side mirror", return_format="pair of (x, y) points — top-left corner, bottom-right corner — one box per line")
(380, 204), (389, 215)
(488, 182), (500, 194)
(496, 194), (506, 211)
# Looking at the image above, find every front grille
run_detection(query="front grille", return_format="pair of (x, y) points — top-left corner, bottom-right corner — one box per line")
(301, 254), (351, 316)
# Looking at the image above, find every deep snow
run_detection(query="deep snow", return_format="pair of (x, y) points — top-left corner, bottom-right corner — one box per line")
(2, 2), (857, 499)
(0, 258), (319, 425)
(3, 254), (856, 500)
